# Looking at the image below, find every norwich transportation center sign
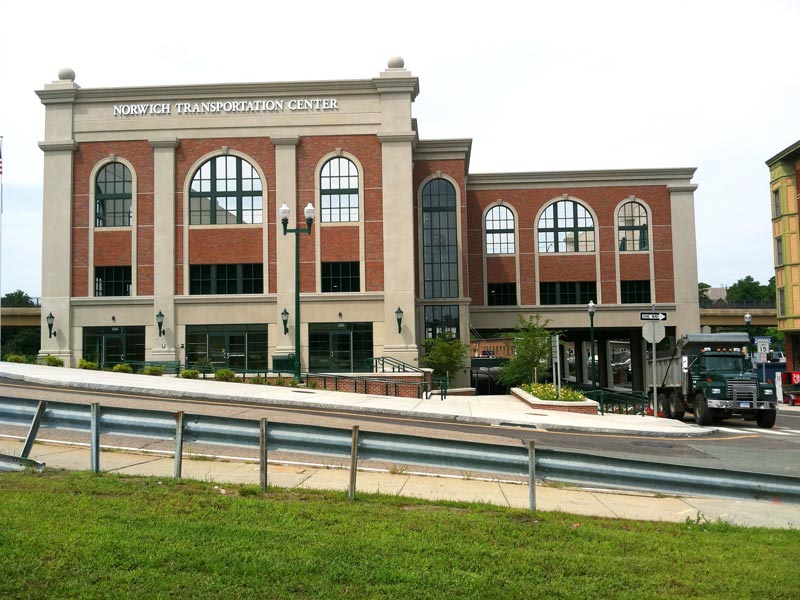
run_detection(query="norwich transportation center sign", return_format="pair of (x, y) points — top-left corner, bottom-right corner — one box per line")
(112, 98), (339, 117)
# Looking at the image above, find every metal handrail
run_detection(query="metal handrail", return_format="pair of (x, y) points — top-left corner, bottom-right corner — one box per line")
(364, 357), (425, 374)
(2, 397), (799, 505)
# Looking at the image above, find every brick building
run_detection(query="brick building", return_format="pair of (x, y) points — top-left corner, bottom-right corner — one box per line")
(36, 59), (699, 390)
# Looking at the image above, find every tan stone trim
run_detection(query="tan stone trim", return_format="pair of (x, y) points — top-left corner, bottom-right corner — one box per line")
(148, 138), (179, 149)
(38, 141), (77, 152)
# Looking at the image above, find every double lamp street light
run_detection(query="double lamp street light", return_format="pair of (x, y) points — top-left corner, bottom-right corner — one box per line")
(279, 201), (315, 381)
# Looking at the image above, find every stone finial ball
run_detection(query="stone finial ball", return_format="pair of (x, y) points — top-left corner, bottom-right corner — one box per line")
(58, 68), (76, 81)
(387, 56), (405, 69)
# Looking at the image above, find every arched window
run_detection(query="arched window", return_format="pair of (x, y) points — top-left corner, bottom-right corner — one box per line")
(617, 201), (648, 251)
(189, 155), (262, 225)
(485, 205), (515, 254)
(421, 178), (458, 298)
(320, 157), (359, 223)
(95, 162), (132, 227)
(537, 199), (595, 253)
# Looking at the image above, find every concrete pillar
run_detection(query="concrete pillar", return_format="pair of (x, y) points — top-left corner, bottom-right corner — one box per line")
(273, 137), (300, 363)
(668, 183), (701, 337)
(375, 61), (419, 366)
(36, 70), (79, 365)
(150, 138), (179, 361)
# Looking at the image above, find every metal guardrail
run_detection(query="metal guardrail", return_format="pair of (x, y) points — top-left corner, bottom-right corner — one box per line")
(365, 356), (424, 374)
(2, 397), (799, 507)
(0, 453), (45, 472)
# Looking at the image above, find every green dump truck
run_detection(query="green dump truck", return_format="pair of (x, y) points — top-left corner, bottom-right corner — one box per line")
(648, 332), (778, 428)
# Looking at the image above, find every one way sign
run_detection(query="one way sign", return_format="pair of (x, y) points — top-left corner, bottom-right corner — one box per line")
(640, 312), (667, 321)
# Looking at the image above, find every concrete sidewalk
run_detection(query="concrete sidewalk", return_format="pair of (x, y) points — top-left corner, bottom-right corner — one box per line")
(0, 362), (715, 437)
(2, 437), (798, 529)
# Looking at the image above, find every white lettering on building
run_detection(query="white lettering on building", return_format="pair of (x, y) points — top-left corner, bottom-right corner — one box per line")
(113, 98), (336, 117)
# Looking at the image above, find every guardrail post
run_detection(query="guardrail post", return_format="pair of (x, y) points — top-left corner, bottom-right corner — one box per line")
(260, 418), (268, 493)
(528, 440), (537, 511)
(21, 400), (48, 458)
(174, 412), (184, 479)
(90, 403), (100, 473)
(348, 425), (359, 501)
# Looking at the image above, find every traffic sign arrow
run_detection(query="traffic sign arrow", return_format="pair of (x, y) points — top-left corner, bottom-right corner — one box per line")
(640, 312), (667, 321)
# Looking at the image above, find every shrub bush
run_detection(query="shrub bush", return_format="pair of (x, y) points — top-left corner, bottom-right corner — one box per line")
(142, 366), (164, 376)
(180, 369), (199, 379)
(214, 368), (236, 382)
(521, 382), (586, 402)
(5, 355), (28, 363)
(78, 359), (99, 370)
(111, 363), (133, 374)
(249, 375), (266, 385)
(44, 355), (64, 367)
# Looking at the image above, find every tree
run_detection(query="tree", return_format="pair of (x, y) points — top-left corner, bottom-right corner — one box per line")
(698, 282), (712, 307)
(421, 333), (468, 380)
(726, 276), (771, 303)
(498, 314), (554, 387)
(1, 290), (35, 307)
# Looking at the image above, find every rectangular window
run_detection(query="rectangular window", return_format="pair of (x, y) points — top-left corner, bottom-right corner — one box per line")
(487, 283), (517, 306)
(189, 264), (263, 295)
(773, 189), (781, 218)
(776, 237), (783, 266)
(185, 324), (268, 370)
(539, 281), (597, 305)
(779, 289), (786, 317)
(94, 266), (131, 297)
(423, 305), (459, 339)
(620, 280), (652, 304)
(96, 198), (131, 227)
(321, 262), (360, 293)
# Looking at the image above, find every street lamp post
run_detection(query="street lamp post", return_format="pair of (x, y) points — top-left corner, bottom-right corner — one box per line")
(744, 311), (753, 363)
(587, 300), (596, 395)
(280, 201), (315, 381)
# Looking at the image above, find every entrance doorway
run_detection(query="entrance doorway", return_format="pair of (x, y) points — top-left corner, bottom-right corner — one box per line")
(83, 326), (145, 368)
(309, 323), (373, 372)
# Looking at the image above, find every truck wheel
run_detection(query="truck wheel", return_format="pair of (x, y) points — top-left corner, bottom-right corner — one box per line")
(657, 393), (669, 417)
(693, 393), (713, 426)
(669, 392), (685, 421)
(755, 409), (777, 429)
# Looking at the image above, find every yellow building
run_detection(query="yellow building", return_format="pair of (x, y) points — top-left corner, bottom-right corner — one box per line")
(767, 140), (800, 369)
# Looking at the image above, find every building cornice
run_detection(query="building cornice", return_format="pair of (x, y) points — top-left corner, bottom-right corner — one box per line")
(148, 138), (179, 149)
(36, 78), (396, 105)
(38, 141), (77, 153)
(467, 168), (697, 190)
(414, 138), (473, 171)
(371, 76), (420, 100)
(766, 139), (800, 166)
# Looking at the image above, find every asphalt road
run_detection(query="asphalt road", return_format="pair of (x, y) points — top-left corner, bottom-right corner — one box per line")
(2, 379), (799, 478)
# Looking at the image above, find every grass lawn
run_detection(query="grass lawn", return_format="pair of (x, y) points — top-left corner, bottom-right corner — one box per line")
(0, 470), (798, 599)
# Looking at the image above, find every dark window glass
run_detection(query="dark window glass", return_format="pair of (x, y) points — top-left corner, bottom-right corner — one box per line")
(185, 324), (267, 370)
(189, 156), (262, 225)
(95, 266), (132, 297)
(423, 305), (459, 339)
(422, 178), (459, 298)
(779, 289), (786, 316)
(321, 262), (360, 292)
(776, 237), (783, 266)
(487, 283), (517, 306)
(189, 264), (263, 295)
(485, 205), (515, 254)
(618, 201), (648, 251)
(773, 189), (781, 218)
(320, 157), (359, 223)
(95, 162), (132, 227)
(83, 326), (145, 367)
(620, 280), (651, 304)
(538, 200), (595, 253)
(539, 281), (597, 305)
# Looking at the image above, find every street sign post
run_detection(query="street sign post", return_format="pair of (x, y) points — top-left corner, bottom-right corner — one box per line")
(551, 335), (561, 399)
(642, 308), (667, 416)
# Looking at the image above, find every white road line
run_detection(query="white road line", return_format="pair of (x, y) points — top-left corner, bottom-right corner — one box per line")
(714, 427), (749, 434)
(740, 428), (793, 436)
(778, 428), (800, 435)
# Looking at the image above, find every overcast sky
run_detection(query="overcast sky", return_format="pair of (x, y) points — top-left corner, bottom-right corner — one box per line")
(1, 0), (797, 297)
